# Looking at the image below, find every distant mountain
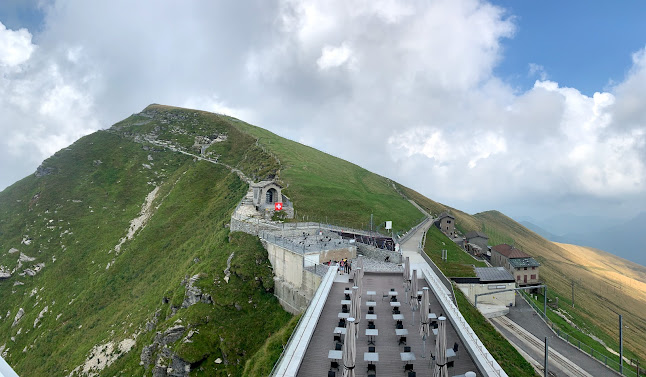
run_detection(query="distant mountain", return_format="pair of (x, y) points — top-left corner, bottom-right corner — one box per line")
(556, 212), (646, 267)
(518, 221), (557, 241)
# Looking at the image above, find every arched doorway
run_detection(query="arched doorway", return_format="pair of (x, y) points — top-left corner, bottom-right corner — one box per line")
(265, 188), (277, 204)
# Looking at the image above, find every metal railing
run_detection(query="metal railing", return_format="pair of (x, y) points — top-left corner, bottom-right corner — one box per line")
(424, 268), (506, 376)
(519, 291), (640, 377)
(259, 230), (354, 255)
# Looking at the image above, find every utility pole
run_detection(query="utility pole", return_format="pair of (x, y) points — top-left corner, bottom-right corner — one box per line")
(544, 337), (549, 377)
(543, 286), (547, 319)
(620, 314), (623, 374)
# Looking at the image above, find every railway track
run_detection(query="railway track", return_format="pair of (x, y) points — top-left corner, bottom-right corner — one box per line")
(492, 315), (592, 377)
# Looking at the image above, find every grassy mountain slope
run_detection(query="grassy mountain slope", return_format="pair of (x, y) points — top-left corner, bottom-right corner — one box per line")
(0, 108), (291, 376)
(233, 121), (424, 234)
(0, 104), (427, 376)
(399, 184), (646, 362)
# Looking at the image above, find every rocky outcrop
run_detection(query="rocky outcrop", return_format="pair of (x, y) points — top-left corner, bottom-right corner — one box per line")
(33, 306), (48, 328)
(12, 308), (24, 327)
(35, 165), (56, 177)
(181, 274), (213, 308)
(141, 325), (191, 377)
(0, 266), (11, 279)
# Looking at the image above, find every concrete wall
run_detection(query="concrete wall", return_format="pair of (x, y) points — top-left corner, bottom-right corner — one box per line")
(456, 282), (516, 307)
(264, 240), (338, 313)
(318, 247), (356, 264)
(266, 241), (304, 287)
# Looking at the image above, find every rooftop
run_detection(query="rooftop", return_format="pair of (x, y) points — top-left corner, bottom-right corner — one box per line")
(437, 212), (455, 221)
(475, 267), (515, 282)
(465, 231), (488, 240)
(509, 257), (541, 268)
(297, 272), (480, 376)
(491, 244), (530, 259)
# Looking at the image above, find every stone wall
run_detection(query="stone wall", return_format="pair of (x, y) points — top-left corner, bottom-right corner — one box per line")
(230, 217), (279, 236)
(357, 243), (401, 264)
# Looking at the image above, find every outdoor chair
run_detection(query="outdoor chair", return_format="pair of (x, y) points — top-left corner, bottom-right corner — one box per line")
(404, 346), (411, 352)
(447, 360), (454, 368)
(345, 294), (351, 300)
(342, 304), (349, 313)
(368, 308), (375, 315)
(390, 288), (395, 291)
(328, 371), (336, 377)
(390, 296), (397, 302)
(367, 364), (376, 372)
(398, 336), (407, 345)
(330, 361), (339, 370)
(333, 334), (341, 343)
(452, 342), (459, 358)
(335, 342), (343, 351)
(368, 323), (376, 330)
(404, 363), (414, 372)
(338, 319), (346, 327)
(368, 346), (376, 353)
(408, 372), (417, 377)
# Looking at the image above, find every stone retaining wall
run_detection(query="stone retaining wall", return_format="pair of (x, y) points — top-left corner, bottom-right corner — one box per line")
(357, 243), (402, 264)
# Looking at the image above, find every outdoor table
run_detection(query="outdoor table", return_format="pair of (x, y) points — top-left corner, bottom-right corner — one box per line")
(428, 313), (437, 320)
(365, 314), (377, 320)
(334, 327), (347, 335)
(417, 290), (423, 296)
(366, 301), (377, 307)
(341, 299), (352, 305)
(400, 352), (416, 361)
(392, 314), (404, 320)
(344, 289), (352, 294)
(364, 352), (379, 364)
(328, 350), (343, 360)
(338, 312), (349, 319)
(390, 301), (401, 307)
(389, 291), (398, 296)
(446, 348), (457, 358)
(365, 329), (378, 345)
(367, 290), (376, 298)
(395, 328), (409, 336)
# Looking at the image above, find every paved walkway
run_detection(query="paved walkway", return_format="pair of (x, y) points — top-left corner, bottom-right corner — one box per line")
(297, 272), (480, 376)
(496, 295), (621, 377)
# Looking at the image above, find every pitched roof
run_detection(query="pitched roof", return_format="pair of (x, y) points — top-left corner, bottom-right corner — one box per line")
(465, 231), (488, 240)
(250, 180), (282, 188)
(437, 212), (455, 220)
(509, 257), (541, 268)
(475, 267), (515, 282)
(491, 244), (530, 259)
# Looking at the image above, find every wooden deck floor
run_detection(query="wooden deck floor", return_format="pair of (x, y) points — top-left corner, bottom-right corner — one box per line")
(297, 272), (481, 376)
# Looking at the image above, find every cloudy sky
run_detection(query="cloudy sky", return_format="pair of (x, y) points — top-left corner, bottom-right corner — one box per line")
(1, 0), (645, 226)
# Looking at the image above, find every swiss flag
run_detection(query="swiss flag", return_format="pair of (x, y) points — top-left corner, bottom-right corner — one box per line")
(274, 202), (283, 211)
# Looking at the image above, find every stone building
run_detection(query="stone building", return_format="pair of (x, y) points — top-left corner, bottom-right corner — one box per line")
(464, 231), (489, 256)
(250, 181), (294, 218)
(454, 267), (517, 310)
(491, 244), (540, 286)
(434, 212), (456, 237)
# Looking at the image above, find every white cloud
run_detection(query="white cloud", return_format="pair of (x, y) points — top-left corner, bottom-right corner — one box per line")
(317, 43), (355, 70)
(0, 21), (34, 67)
(0, 1), (645, 221)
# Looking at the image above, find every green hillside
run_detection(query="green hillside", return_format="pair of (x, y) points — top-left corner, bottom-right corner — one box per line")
(400, 184), (646, 366)
(0, 105), (426, 376)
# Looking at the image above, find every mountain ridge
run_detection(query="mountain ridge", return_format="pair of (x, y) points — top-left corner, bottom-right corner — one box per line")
(0, 104), (644, 375)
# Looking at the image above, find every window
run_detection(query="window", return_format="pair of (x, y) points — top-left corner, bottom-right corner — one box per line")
(524, 267), (527, 271)
(516, 276), (520, 281)
(532, 266), (536, 270)
(531, 274), (536, 280)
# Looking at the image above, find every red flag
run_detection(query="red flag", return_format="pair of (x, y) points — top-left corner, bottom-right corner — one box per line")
(275, 202), (283, 211)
